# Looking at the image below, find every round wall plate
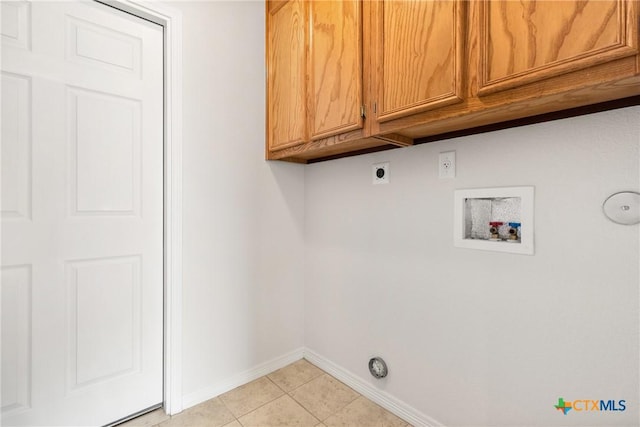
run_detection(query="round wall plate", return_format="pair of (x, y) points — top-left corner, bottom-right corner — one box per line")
(368, 357), (388, 379)
(603, 192), (640, 225)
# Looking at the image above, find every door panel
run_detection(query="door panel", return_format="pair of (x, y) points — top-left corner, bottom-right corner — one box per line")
(308, 0), (363, 140)
(1, 265), (32, 414)
(68, 256), (141, 388)
(0, 0), (31, 50)
(1, 1), (163, 425)
(69, 87), (141, 215)
(1, 72), (32, 220)
(374, 0), (464, 123)
(267, 0), (307, 151)
(68, 16), (143, 76)
(478, 0), (638, 94)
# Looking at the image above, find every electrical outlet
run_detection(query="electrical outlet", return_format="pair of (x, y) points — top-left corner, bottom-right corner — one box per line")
(372, 162), (389, 184)
(439, 151), (456, 179)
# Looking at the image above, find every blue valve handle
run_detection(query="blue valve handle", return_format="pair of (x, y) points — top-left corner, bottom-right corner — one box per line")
(508, 222), (521, 228)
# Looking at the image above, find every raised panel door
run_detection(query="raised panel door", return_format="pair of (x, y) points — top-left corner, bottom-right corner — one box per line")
(478, 0), (639, 94)
(1, 2), (163, 425)
(308, 0), (363, 140)
(267, 0), (307, 151)
(372, 0), (464, 124)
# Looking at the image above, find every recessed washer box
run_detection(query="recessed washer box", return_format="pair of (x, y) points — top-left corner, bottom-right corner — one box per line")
(454, 186), (534, 255)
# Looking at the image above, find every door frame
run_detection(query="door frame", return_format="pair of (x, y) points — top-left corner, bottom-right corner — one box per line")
(97, 0), (184, 416)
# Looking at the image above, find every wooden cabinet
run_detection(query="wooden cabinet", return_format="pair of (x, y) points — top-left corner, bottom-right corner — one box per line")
(373, 0), (640, 140)
(266, 0), (640, 163)
(370, 0), (464, 125)
(266, 0), (307, 151)
(308, 0), (363, 140)
(267, 0), (379, 160)
(477, 0), (638, 95)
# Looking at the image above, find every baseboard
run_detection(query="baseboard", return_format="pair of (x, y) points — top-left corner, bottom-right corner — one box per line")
(303, 348), (445, 427)
(180, 346), (443, 426)
(181, 347), (305, 410)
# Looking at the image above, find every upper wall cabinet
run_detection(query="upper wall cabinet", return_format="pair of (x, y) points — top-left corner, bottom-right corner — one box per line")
(371, 0), (464, 124)
(477, 0), (638, 95)
(266, 0), (307, 151)
(309, 0), (363, 140)
(268, 0), (377, 161)
(266, 0), (640, 163)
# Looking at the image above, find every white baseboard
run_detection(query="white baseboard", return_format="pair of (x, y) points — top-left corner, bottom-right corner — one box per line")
(180, 346), (443, 427)
(181, 347), (305, 410)
(303, 348), (444, 427)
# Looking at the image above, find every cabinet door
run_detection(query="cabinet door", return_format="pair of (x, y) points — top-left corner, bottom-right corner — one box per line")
(308, 0), (363, 140)
(267, 0), (307, 151)
(372, 0), (464, 123)
(478, 0), (638, 95)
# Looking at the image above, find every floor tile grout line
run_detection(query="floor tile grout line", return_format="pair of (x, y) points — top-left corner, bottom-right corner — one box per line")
(297, 391), (362, 423)
(234, 392), (321, 427)
(268, 363), (326, 394)
(285, 391), (323, 422)
(284, 372), (326, 394)
(218, 395), (237, 420)
(279, 392), (321, 426)
(265, 374), (286, 393)
(284, 372), (329, 416)
(219, 376), (286, 420)
(324, 394), (365, 422)
(240, 374), (323, 426)
(231, 389), (292, 422)
(268, 365), (333, 424)
(229, 392), (285, 421)
(285, 373), (363, 423)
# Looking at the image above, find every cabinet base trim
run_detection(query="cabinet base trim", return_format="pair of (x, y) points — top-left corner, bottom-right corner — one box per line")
(373, 133), (414, 147)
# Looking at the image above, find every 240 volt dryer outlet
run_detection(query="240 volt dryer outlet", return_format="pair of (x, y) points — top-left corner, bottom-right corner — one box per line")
(372, 162), (389, 184)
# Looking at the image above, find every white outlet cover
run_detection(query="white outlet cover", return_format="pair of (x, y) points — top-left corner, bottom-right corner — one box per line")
(439, 151), (456, 179)
(372, 162), (389, 184)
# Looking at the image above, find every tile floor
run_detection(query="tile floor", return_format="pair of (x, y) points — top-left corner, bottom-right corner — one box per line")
(120, 359), (409, 427)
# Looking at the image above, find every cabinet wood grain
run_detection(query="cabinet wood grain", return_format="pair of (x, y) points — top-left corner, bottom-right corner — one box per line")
(267, 0), (307, 151)
(478, 0), (638, 94)
(309, 0), (363, 140)
(373, 0), (464, 123)
(265, 0), (640, 163)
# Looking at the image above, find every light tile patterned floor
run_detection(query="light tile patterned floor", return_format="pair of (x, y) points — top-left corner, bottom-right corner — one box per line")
(121, 359), (410, 427)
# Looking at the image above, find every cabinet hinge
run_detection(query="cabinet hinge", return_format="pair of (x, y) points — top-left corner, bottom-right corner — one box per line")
(360, 105), (366, 119)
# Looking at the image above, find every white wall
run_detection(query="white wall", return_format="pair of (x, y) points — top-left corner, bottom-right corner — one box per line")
(170, 2), (638, 425)
(304, 106), (640, 426)
(172, 0), (306, 402)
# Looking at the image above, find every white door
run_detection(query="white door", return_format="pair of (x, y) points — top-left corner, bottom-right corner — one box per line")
(1, 1), (164, 425)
